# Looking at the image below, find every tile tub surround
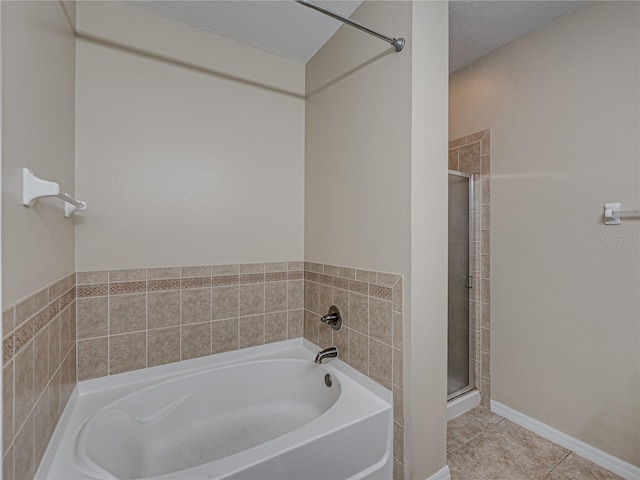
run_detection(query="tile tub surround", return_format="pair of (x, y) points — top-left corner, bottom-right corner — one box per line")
(302, 262), (404, 478)
(2, 273), (77, 480)
(75, 262), (304, 381)
(449, 129), (491, 405)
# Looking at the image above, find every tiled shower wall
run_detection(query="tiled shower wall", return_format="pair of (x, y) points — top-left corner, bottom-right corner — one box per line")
(2, 274), (77, 480)
(75, 262), (304, 380)
(302, 262), (404, 479)
(448, 129), (491, 405)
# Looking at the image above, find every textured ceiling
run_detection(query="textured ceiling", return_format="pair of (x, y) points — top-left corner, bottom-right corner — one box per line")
(449, 1), (587, 73)
(126, 1), (362, 64)
(127, 1), (587, 69)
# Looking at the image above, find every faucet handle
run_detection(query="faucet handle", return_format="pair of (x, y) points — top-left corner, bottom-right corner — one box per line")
(320, 305), (343, 330)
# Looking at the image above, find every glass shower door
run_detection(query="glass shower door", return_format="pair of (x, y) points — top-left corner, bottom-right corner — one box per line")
(448, 172), (473, 399)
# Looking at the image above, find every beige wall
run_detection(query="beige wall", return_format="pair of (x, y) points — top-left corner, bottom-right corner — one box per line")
(306, 2), (449, 477)
(450, 2), (640, 466)
(1, 1), (76, 306)
(410, 2), (449, 478)
(74, 2), (305, 271)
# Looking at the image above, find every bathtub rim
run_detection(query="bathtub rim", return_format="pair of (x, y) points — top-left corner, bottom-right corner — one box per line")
(37, 338), (392, 479)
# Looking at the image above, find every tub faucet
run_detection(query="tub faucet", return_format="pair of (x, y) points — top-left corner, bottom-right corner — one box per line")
(314, 346), (338, 364)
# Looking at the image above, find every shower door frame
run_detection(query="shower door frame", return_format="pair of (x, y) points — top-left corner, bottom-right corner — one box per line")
(447, 170), (476, 401)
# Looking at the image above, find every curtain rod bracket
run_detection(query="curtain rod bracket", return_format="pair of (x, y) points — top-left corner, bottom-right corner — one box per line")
(296, 0), (406, 52)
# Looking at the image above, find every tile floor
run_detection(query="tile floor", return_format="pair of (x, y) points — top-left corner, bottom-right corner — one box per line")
(447, 406), (624, 480)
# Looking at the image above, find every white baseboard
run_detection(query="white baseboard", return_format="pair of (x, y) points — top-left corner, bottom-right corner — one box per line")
(426, 465), (451, 480)
(447, 390), (481, 420)
(491, 400), (640, 480)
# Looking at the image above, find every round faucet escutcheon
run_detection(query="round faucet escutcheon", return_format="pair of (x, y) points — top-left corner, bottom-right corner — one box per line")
(320, 304), (343, 330)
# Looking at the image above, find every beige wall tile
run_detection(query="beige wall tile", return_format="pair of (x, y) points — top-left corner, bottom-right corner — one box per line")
(33, 330), (49, 398)
(212, 318), (238, 354)
(303, 310), (319, 344)
(356, 269), (377, 283)
(146, 267), (180, 280)
(48, 317), (61, 378)
(77, 337), (108, 381)
(181, 265), (211, 277)
(369, 339), (392, 389)
(109, 269), (146, 282)
(109, 332), (146, 375)
(264, 262), (288, 272)
(239, 263), (264, 274)
(349, 330), (368, 375)
(287, 310), (303, 339)
(33, 386), (50, 469)
(181, 288), (212, 325)
(393, 347), (403, 388)
(109, 294), (146, 335)
(369, 297), (392, 345)
(467, 130), (488, 144)
(14, 342), (34, 431)
(482, 302), (491, 329)
(181, 322), (211, 360)
(393, 311), (403, 350)
(481, 230), (490, 254)
(339, 267), (356, 280)
(349, 293), (368, 335)
(239, 284), (264, 317)
(264, 312), (287, 344)
(239, 315), (264, 349)
(14, 415), (34, 480)
(265, 282), (287, 313)
(481, 279), (491, 304)
(304, 281), (318, 314)
(287, 280), (304, 310)
(318, 322), (333, 349)
(449, 149), (459, 170)
(60, 307), (71, 360)
(393, 385), (404, 425)
(15, 288), (48, 327)
(376, 272), (401, 287)
(459, 143), (481, 174)
(49, 366), (62, 423)
(148, 291), (180, 329)
(333, 327), (349, 363)
(449, 137), (467, 149)
(392, 280), (403, 313)
(147, 327), (180, 367)
(287, 261), (303, 271)
(323, 264), (340, 277)
(332, 288), (349, 327)
(318, 284), (333, 315)
(4, 444), (14, 480)
(3, 361), (14, 453)
(3, 307), (15, 337)
(211, 264), (239, 276)
(212, 286), (238, 320)
(77, 271), (108, 285)
(393, 422), (404, 464)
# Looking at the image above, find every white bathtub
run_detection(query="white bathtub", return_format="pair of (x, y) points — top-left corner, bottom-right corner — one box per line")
(37, 339), (393, 480)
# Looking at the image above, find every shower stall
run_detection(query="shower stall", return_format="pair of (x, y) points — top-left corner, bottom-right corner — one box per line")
(447, 171), (474, 400)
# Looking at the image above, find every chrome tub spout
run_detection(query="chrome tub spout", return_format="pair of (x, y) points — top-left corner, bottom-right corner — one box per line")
(314, 347), (339, 364)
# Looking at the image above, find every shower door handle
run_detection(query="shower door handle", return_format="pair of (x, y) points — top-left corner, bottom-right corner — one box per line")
(463, 275), (473, 289)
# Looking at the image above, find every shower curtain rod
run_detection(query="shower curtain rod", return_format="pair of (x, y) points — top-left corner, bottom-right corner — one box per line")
(295, 0), (405, 52)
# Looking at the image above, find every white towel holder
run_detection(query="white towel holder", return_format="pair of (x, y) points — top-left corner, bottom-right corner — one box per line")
(22, 168), (86, 218)
(604, 202), (640, 225)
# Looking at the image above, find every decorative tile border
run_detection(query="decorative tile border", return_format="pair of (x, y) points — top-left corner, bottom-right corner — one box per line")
(302, 262), (404, 475)
(76, 264), (304, 298)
